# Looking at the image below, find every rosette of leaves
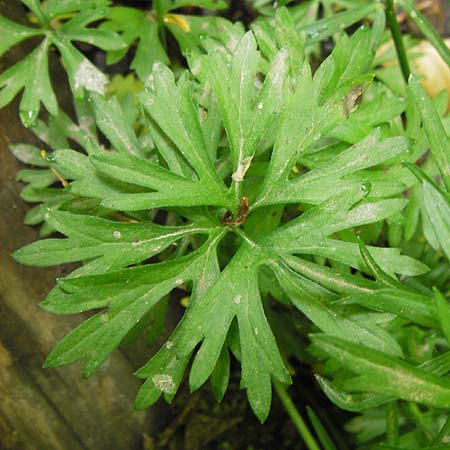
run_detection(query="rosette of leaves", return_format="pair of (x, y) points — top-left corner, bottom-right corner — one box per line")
(14, 10), (445, 424)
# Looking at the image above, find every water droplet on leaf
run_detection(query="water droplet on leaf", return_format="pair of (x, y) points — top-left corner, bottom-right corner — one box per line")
(20, 110), (38, 128)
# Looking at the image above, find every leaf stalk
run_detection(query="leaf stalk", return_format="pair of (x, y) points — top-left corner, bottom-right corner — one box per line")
(384, 0), (410, 82)
(273, 380), (322, 450)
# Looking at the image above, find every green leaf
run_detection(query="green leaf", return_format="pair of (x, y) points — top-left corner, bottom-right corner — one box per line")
(409, 75), (450, 191)
(89, 93), (145, 157)
(210, 346), (231, 402)
(43, 0), (111, 18)
(90, 152), (229, 210)
(422, 181), (450, 261)
(340, 288), (437, 328)
(10, 144), (48, 167)
(101, 7), (169, 79)
(268, 131), (409, 205)
(52, 38), (109, 97)
(0, 38), (56, 127)
(398, 0), (450, 68)
(273, 260), (403, 356)
(136, 243), (291, 422)
(0, 15), (44, 57)
(54, 6), (125, 51)
(434, 288), (450, 345)
(297, 3), (380, 46)
(139, 64), (226, 188)
(200, 32), (261, 179)
(315, 375), (393, 412)
(265, 188), (407, 254)
(13, 210), (213, 277)
(164, 0), (227, 12)
(43, 252), (204, 377)
(313, 335), (450, 408)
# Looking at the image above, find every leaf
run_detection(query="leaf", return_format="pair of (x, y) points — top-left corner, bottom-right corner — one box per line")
(0, 15), (44, 57)
(101, 7), (169, 79)
(200, 32), (261, 178)
(10, 144), (48, 167)
(43, 0), (111, 18)
(254, 54), (374, 208)
(164, 0), (227, 12)
(264, 187), (408, 256)
(315, 375), (393, 412)
(340, 288), (437, 328)
(13, 210), (213, 278)
(268, 131), (409, 205)
(409, 75), (450, 191)
(398, 0), (450, 68)
(0, 38), (56, 127)
(43, 251), (206, 377)
(313, 335), (450, 408)
(139, 64), (225, 187)
(422, 181), (450, 261)
(136, 243), (291, 422)
(53, 38), (109, 97)
(272, 260), (403, 356)
(434, 288), (450, 345)
(89, 93), (145, 157)
(297, 3), (380, 46)
(90, 152), (229, 210)
(0, 3), (123, 120)
(316, 352), (450, 412)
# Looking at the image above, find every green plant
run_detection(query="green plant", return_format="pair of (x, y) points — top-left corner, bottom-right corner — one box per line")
(3, 0), (450, 448)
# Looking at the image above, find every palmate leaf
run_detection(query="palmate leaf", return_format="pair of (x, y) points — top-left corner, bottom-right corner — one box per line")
(0, 1), (125, 125)
(43, 245), (217, 377)
(12, 22), (429, 423)
(0, 38), (56, 127)
(101, 7), (169, 80)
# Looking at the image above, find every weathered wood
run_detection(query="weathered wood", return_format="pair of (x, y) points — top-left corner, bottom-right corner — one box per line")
(0, 2), (152, 449)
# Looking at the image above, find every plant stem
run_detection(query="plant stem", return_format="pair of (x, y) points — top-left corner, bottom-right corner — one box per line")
(384, 0), (410, 82)
(273, 380), (322, 450)
(432, 415), (450, 446)
(153, 0), (167, 50)
(386, 401), (399, 446)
